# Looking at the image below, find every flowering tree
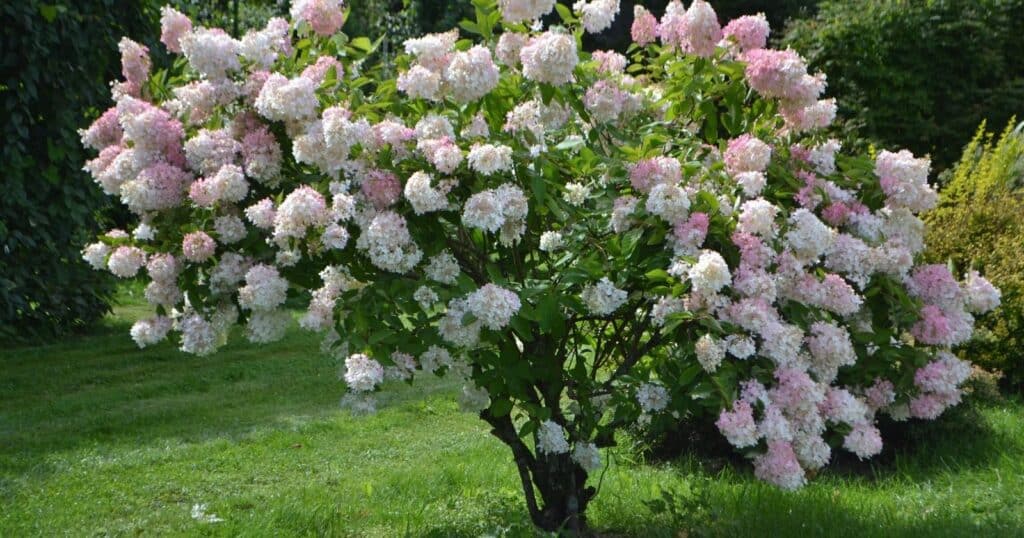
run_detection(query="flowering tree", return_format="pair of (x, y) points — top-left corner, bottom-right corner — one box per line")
(81, 0), (1001, 532)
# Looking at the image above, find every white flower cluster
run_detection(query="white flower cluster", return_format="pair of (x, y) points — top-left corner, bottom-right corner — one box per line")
(238, 264), (288, 313)
(563, 182), (591, 206)
(191, 164), (248, 207)
(344, 353), (385, 392)
(785, 209), (835, 261)
(499, 0), (556, 24)
(496, 32), (528, 67)
(520, 31), (579, 86)
(413, 285), (439, 310)
(398, 35), (499, 103)
(445, 46), (500, 103)
(403, 171), (448, 215)
(536, 420), (570, 454)
(636, 382), (669, 412)
(737, 198), (779, 237)
(300, 265), (354, 331)
(963, 270), (1001, 314)
(184, 128), (240, 176)
(426, 251), (461, 285)
(178, 312), (219, 356)
(461, 183), (529, 245)
(107, 246), (146, 278)
(255, 73), (319, 123)
(575, 0), (620, 34)
(273, 186), (329, 243)
(572, 442), (602, 472)
(581, 277), (627, 315)
(875, 150), (938, 213)
(467, 284), (522, 330)
(438, 297), (482, 348)
(131, 316), (173, 348)
(467, 143), (513, 175)
(645, 183), (690, 223)
(688, 250), (731, 295)
(805, 322), (856, 382)
(239, 17), (290, 69)
(214, 215), (246, 244)
(418, 137), (463, 174)
(539, 231), (563, 252)
(247, 309), (291, 343)
(209, 252), (249, 295)
(459, 382), (492, 412)
(245, 198), (276, 229)
(695, 333), (726, 373)
(355, 211), (423, 273)
(180, 27), (240, 80)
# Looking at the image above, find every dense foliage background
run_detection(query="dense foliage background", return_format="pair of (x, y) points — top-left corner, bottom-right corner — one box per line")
(783, 0), (1024, 173)
(0, 1), (155, 341)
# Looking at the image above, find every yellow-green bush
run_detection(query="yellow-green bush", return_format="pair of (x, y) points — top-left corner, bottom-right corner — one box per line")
(925, 120), (1024, 388)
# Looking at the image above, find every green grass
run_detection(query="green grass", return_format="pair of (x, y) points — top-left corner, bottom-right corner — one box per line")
(2, 295), (1023, 537)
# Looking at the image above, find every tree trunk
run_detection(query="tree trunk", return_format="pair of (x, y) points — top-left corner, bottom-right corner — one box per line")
(482, 411), (596, 535)
(530, 450), (596, 533)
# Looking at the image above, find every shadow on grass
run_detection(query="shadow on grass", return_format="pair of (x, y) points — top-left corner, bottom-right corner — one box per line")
(403, 485), (1015, 538)
(701, 483), (1020, 538)
(637, 393), (1021, 489)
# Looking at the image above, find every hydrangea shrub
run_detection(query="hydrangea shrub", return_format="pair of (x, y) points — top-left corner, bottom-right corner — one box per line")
(81, 0), (1000, 531)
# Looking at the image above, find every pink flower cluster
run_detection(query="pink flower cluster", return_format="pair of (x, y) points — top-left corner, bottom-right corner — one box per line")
(292, 0), (345, 37)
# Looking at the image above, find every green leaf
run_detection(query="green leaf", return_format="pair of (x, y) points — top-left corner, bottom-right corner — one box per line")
(350, 37), (374, 52)
(700, 101), (719, 142)
(555, 3), (576, 24)
(644, 269), (672, 283)
(531, 172), (547, 206)
(38, 4), (57, 22)
(536, 293), (564, 336)
(490, 398), (513, 417)
(540, 83), (556, 105)
(518, 419), (538, 438)
(555, 136), (585, 151)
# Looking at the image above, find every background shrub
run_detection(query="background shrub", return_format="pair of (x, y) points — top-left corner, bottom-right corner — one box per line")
(924, 120), (1024, 389)
(783, 0), (1024, 173)
(171, 0), (285, 34)
(0, 1), (158, 341)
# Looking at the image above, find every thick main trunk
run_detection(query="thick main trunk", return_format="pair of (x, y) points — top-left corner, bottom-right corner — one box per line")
(530, 451), (595, 533)
(483, 411), (595, 535)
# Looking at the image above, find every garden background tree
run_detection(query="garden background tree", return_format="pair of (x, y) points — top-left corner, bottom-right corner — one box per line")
(783, 0), (1024, 173)
(0, 0), (155, 340)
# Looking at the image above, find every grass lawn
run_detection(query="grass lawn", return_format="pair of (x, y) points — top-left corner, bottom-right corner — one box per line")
(2, 296), (1023, 537)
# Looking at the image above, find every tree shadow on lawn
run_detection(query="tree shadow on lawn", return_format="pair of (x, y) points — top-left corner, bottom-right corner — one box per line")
(699, 484), (1018, 538)
(0, 313), (460, 482)
(410, 488), (1012, 538)
(829, 400), (1023, 482)
(644, 393), (1021, 489)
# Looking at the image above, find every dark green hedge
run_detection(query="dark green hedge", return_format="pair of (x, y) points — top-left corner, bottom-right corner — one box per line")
(783, 0), (1024, 172)
(0, 1), (154, 341)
